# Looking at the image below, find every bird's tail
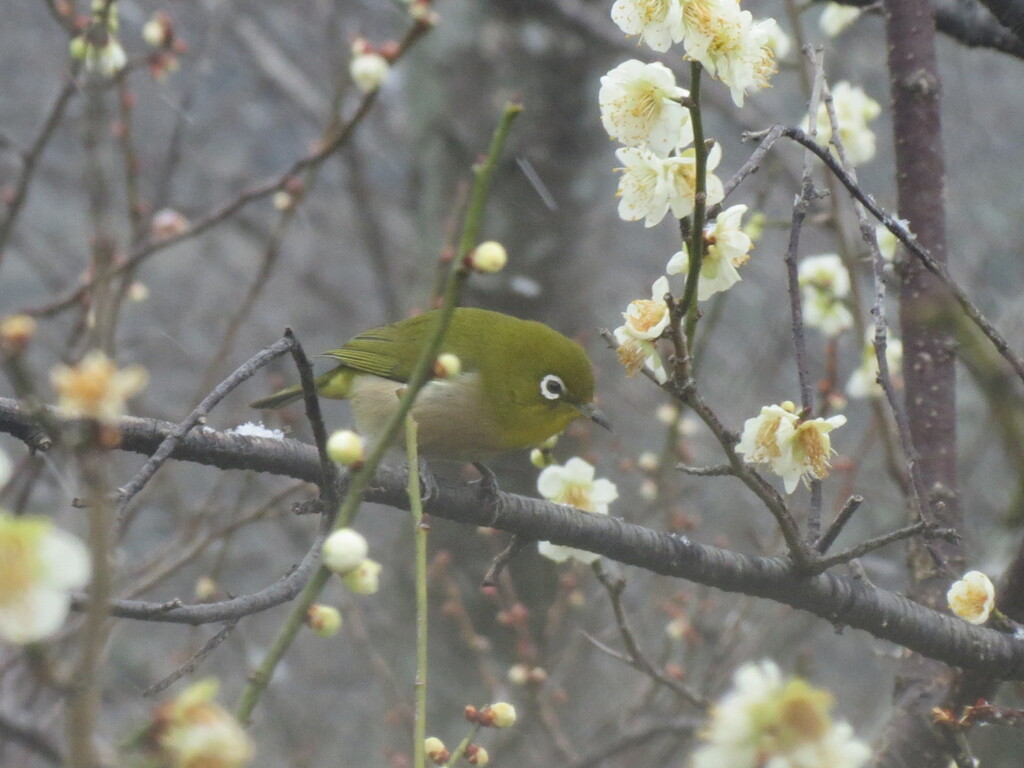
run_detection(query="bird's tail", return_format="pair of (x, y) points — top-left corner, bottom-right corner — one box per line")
(250, 369), (349, 410)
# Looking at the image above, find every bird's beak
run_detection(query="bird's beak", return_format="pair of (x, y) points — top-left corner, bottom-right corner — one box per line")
(578, 402), (612, 431)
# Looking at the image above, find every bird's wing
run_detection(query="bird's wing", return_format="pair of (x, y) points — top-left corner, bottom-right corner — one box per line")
(319, 313), (440, 382)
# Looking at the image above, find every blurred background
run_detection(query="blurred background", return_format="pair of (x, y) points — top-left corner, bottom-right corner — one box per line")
(3, 0), (1024, 765)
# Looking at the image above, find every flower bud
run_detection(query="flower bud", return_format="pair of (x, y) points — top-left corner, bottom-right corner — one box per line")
(306, 604), (342, 637)
(0, 315), (37, 355)
(272, 190), (295, 211)
(507, 664), (529, 686)
(424, 736), (449, 765)
(637, 451), (659, 472)
(151, 208), (189, 240)
(481, 702), (516, 728)
(342, 558), (382, 595)
(69, 35), (88, 61)
(142, 12), (172, 48)
(466, 744), (489, 766)
(350, 52), (389, 93)
(467, 241), (507, 274)
(434, 353), (461, 379)
(322, 528), (369, 574)
(194, 576), (218, 601)
(326, 430), (365, 467)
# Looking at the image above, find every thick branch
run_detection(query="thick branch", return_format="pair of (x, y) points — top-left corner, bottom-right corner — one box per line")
(2, 399), (1023, 677)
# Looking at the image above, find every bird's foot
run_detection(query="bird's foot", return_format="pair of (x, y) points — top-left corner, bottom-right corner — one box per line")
(406, 457), (439, 503)
(471, 462), (501, 525)
(471, 462), (500, 498)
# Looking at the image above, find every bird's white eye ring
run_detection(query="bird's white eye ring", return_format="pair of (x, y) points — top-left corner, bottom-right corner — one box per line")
(540, 374), (565, 401)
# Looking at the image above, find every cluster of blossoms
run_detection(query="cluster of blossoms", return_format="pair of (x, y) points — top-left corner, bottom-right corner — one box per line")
(819, 2), (863, 38)
(602, 3), (772, 381)
(798, 254), (854, 338)
(610, 0), (784, 107)
(692, 660), (871, 768)
(536, 458), (619, 564)
(736, 401), (846, 494)
(808, 81), (881, 167)
(846, 331), (903, 400)
(322, 527), (382, 595)
(149, 679), (254, 768)
(425, 703), (517, 766)
(69, 1), (127, 78)
(601, 58), (724, 229)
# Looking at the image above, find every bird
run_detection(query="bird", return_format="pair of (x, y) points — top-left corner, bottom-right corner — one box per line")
(251, 307), (609, 463)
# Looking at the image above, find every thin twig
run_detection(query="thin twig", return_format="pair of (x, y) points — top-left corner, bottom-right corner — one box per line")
(591, 561), (706, 708)
(481, 534), (531, 588)
(0, 75), (78, 267)
(765, 125), (1024, 386)
(809, 521), (955, 572)
(115, 335), (297, 534)
(25, 19), (435, 321)
(816, 495), (864, 553)
(142, 620), (239, 696)
(676, 462), (734, 477)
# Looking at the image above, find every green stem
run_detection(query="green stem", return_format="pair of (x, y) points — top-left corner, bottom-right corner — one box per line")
(407, 414), (428, 768)
(457, 101), (523, 259)
(446, 723), (482, 767)
(680, 63), (707, 344)
(234, 101), (522, 724)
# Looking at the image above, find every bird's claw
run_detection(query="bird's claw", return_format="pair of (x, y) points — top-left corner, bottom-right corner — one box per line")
(406, 457), (439, 503)
(471, 462), (500, 499)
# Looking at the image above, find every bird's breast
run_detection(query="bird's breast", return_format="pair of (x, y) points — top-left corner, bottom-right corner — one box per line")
(348, 372), (504, 462)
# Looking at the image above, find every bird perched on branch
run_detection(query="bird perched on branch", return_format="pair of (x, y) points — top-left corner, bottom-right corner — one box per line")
(251, 308), (609, 462)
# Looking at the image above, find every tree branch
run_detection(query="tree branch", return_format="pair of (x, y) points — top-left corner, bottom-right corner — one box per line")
(2, 398), (1023, 677)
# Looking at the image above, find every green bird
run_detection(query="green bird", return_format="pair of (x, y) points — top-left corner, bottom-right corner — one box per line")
(251, 308), (609, 461)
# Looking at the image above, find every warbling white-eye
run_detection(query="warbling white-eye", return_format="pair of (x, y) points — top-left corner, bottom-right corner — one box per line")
(251, 307), (610, 461)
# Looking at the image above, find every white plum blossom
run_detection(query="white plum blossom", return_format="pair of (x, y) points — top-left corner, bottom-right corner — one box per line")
(819, 3), (863, 37)
(804, 292), (854, 337)
(50, 350), (148, 426)
(613, 277), (672, 382)
(799, 254), (854, 337)
(349, 52), (390, 93)
(811, 81), (881, 166)
(681, 2), (778, 107)
(736, 402), (847, 494)
(622, 276), (672, 340)
(610, 0), (685, 52)
(599, 60), (693, 156)
(762, 17), (792, 59)
(775, 414), (848, 494)
(153, 679), (254, 768)
(662, 143), (725, 218)
(875, 222), (903, 262)
(0, 513), (90, 645)
(613, 331), (668, 383)
(666, 203), (752, 300)
(692, 660), (871, 768)
(947, 571), (996, 625)
(537, 458), (619, 565)
(736, 402), (799, 467)
(615, 143), (724, 227)
(615, 147), (667, 226)
(847, 332), (903, 399)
